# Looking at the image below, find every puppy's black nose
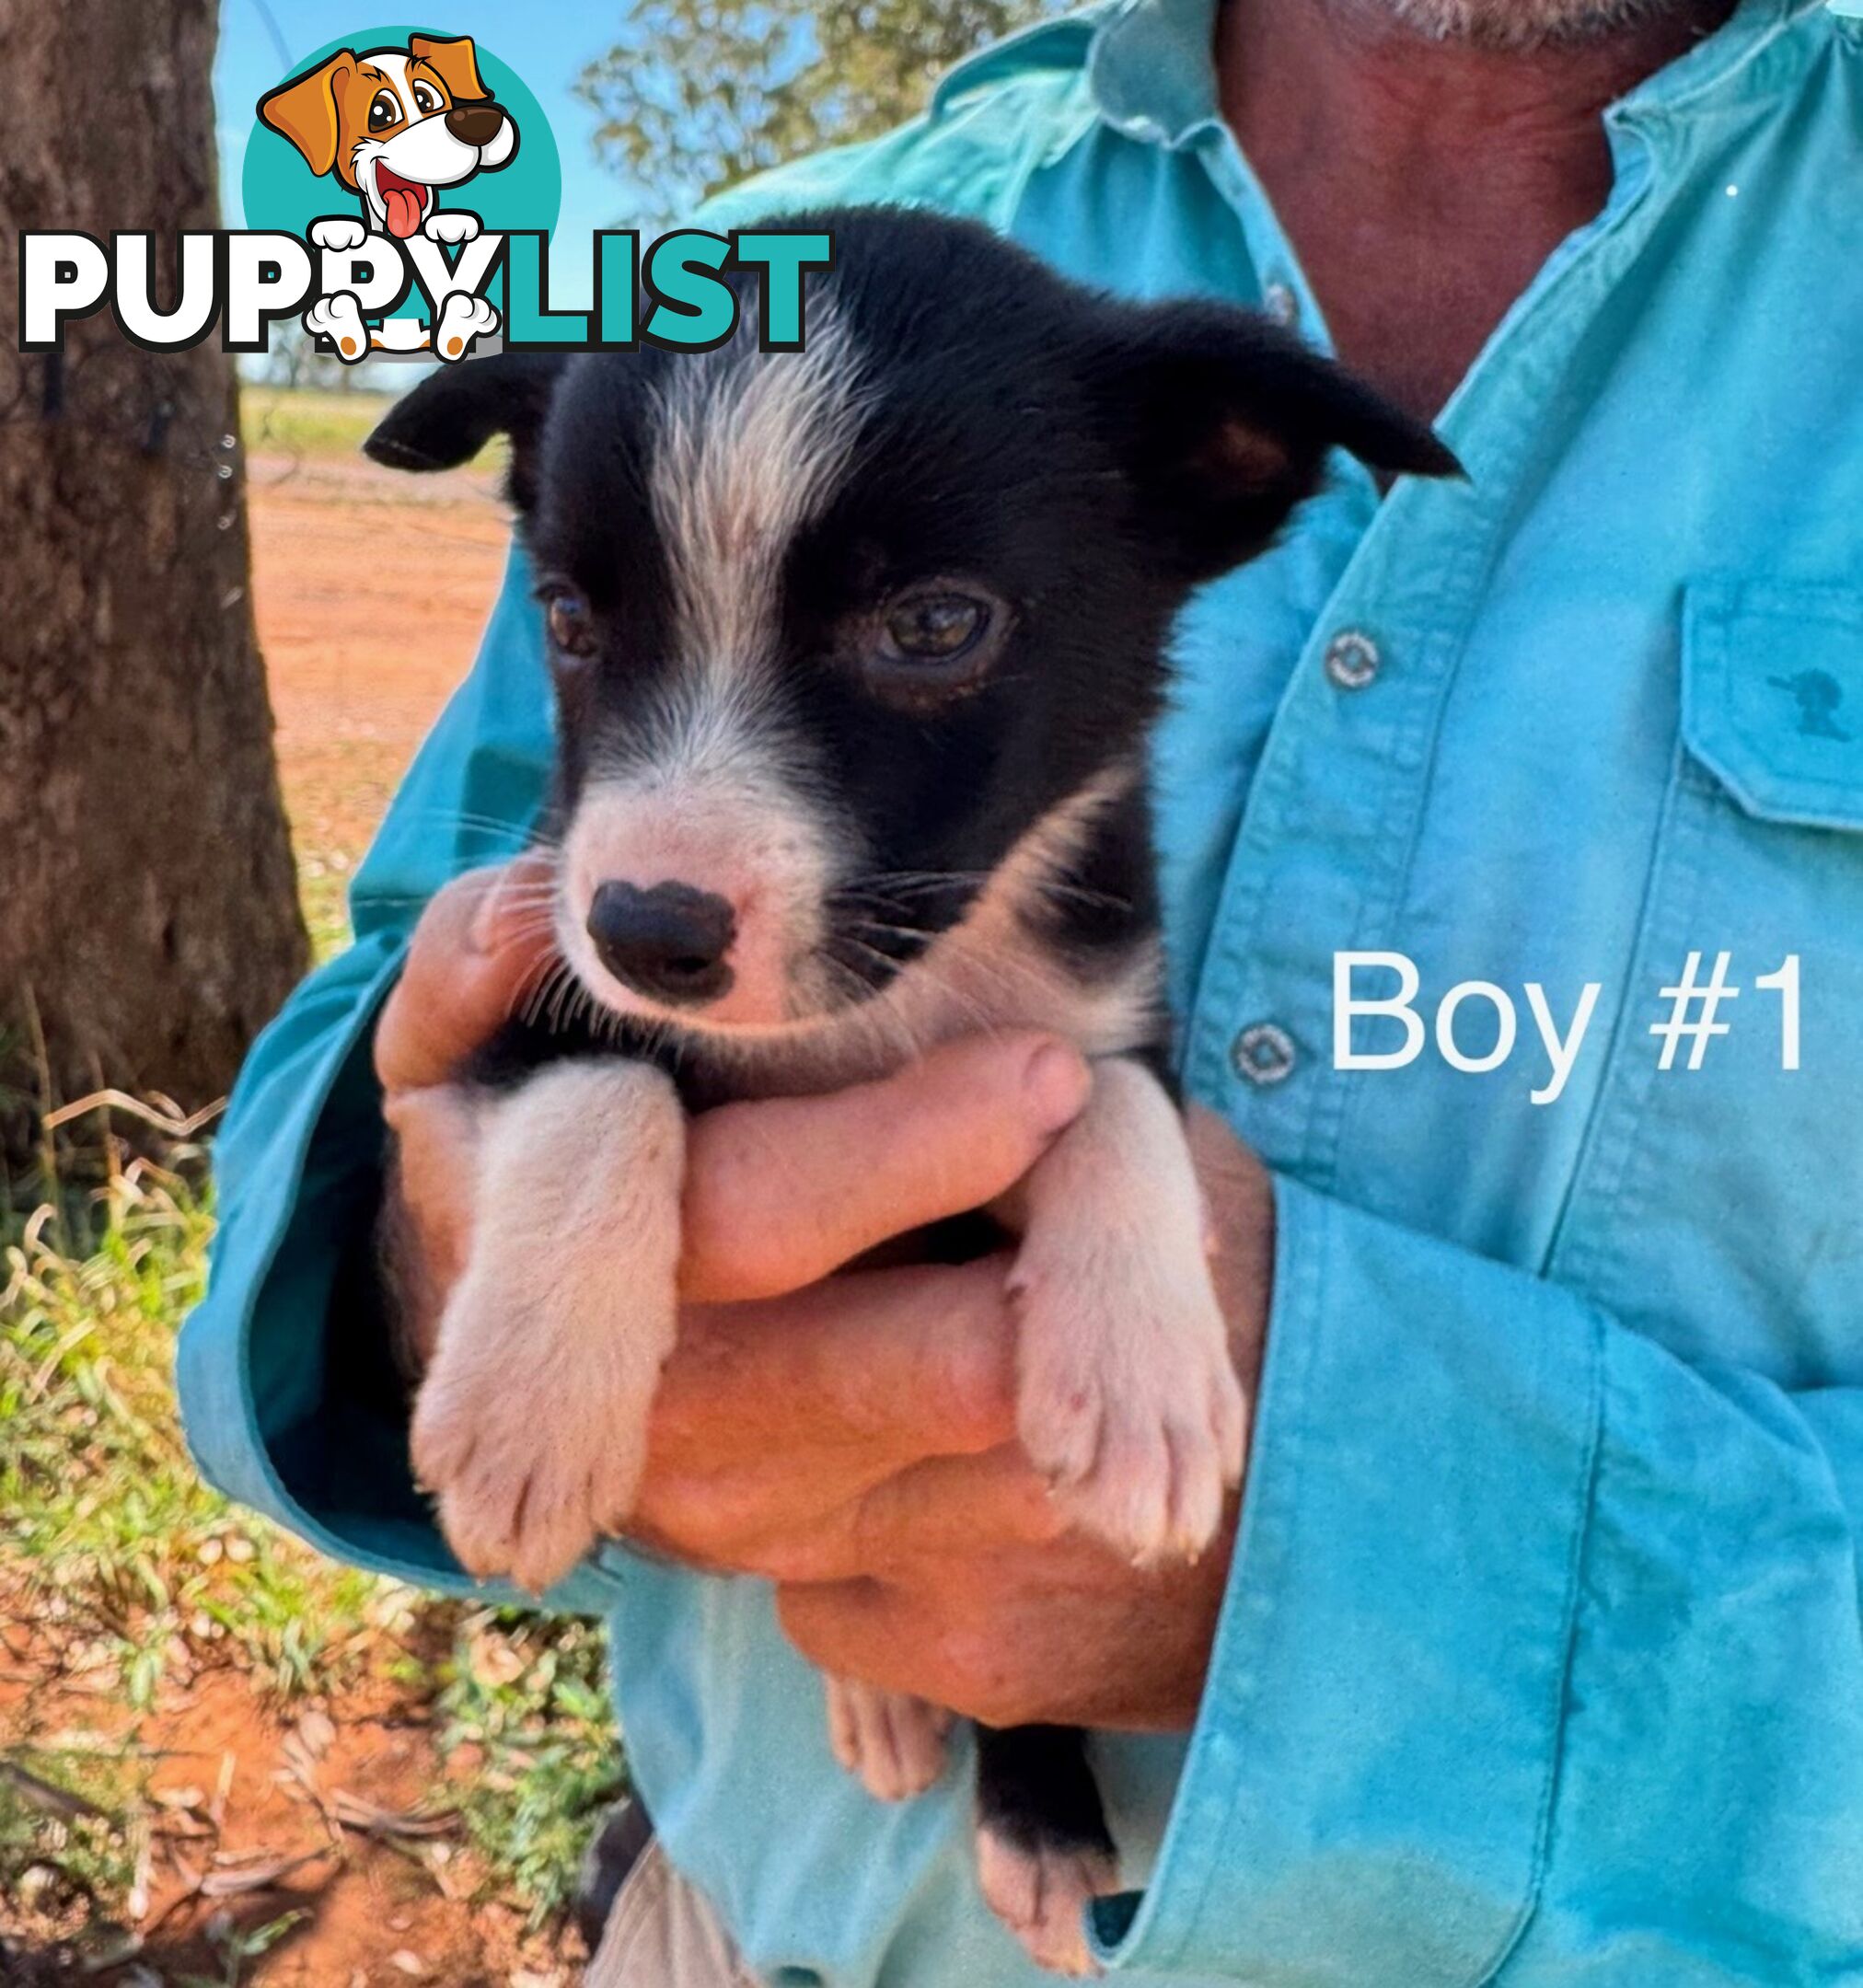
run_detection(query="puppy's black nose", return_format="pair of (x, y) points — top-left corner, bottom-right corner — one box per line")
(446, 101), (505, 145)
(587, 881), (735, 1006)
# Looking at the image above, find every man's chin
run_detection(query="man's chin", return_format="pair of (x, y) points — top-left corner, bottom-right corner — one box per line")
(1369, 0), (1693, 48)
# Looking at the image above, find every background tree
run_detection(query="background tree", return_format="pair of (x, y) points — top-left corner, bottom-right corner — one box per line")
(578, 0), (1065, 221)
(0, 0), (307, 1162)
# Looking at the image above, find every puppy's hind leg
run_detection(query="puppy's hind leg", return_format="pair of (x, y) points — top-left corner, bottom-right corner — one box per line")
(411, 1058), (684, 1593)
(825, 1676), (953, 1802)
(974, 1724), (1117, 1978)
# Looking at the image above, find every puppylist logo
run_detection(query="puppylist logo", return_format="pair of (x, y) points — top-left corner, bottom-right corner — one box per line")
(17, 25), (831, 364)
(254, 29), (525, 360)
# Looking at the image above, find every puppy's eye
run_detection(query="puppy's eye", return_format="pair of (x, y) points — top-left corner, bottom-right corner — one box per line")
(544, 586), (597, 660)
(881, 591), (990, 665)
(367, 89), (401, 133)
(411, 81), (442, 114)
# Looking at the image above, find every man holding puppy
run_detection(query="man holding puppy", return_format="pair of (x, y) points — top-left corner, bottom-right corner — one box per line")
(184, 0), (1863, 1982)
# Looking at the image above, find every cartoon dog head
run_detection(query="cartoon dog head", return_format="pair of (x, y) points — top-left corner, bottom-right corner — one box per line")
(259, 34), (517, 239)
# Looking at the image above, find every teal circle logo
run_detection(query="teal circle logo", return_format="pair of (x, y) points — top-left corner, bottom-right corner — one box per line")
(242, 26), (561, 247)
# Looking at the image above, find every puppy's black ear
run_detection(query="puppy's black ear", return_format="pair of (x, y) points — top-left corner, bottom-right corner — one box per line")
(1089, 300), (1461, 582)
(364, 352), (567, 510)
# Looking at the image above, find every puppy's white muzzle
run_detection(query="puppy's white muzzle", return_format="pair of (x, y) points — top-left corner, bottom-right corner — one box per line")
(558, 769), (838, 1031)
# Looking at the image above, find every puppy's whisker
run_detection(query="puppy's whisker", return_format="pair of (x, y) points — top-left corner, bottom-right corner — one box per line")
(838, 935), (1000, 1053)
(391, 805), (560, 841)
(520, 958), (576, 1032)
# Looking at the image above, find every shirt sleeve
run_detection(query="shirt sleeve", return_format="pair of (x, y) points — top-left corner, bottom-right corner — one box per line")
(1094, 1171), (1863, 1981)
(176, 545), (622, 1616)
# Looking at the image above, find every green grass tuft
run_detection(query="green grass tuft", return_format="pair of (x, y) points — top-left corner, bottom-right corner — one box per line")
(430, 1612), (626, 1927)
(240, 386), (394, 465)
(2, 1152), (624, 1943)
(0, 1749), (147, 1946)
(3, 1162), (380, 1707)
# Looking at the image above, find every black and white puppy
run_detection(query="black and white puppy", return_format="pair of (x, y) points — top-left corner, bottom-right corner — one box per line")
(366, 207), (1454, 1976)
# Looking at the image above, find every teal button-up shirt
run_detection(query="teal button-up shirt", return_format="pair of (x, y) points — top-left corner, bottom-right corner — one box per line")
(181, 2), (1863, 1980)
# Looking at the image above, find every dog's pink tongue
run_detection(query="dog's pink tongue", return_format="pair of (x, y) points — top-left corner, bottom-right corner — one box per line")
(383, 184), (423, 238)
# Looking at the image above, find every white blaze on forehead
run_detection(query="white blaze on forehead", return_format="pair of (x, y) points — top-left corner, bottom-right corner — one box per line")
(362, 51), (412, 112)
(648, 300), (865, 685)
(561, 307), (867, 1031)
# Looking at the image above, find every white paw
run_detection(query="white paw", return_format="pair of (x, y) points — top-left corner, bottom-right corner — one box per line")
(411, 1283), (655, 1594)
(1009, 1236), (1244, 1566)
(411, 1262), (665, 1593)
(302, 292), (368, 364)
(977, 1823), (1117, 1978)
(423, 208), (481, 245)
(433, 289), (499, 361)
(826, 1680), (952, 1802)
(410, 1059), (685, 1593)
(309, 214), (367, 252)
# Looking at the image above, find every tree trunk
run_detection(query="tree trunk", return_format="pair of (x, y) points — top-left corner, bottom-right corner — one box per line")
(0, 0), (308, 1158)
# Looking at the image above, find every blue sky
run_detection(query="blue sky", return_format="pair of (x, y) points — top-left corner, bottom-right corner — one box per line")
(214, 0), (635, 306)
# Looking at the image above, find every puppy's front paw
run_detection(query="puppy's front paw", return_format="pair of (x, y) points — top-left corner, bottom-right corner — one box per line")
(412, 1272), (662, 1593)
(977, 1821), (1117, 1978)
(309, 215), (366, 251)
(411, 1058), (686, 1595)
(825, 1678), (952, 1802)
(422, 208), (481, 245)
(1009, 1238), (1244, 1566)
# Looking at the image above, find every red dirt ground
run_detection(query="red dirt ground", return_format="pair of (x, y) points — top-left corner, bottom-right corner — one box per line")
(247, 448), (513, 907)
(0, 1624), (588, 1986)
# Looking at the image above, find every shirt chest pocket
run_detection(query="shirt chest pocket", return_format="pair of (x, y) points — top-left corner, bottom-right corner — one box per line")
(1547, 580), (1863, 1386)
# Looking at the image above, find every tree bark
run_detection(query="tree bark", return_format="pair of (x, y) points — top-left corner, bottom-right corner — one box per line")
(0, 0), (308, 1156)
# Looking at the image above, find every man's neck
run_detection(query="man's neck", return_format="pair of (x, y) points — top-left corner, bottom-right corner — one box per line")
(1217, 0), (1734, 420)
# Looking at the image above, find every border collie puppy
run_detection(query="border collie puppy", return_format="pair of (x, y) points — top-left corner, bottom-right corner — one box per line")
(365, 206), (1454, 1975)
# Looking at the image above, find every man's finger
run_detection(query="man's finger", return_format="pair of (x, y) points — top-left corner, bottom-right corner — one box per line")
(375, 851), (561, 1092)
(775, 1579), (992, 1722)
(778, 1578), (911, 1693)
(632, 1261), (1022, 1570)
(679, 1033), (1091, 1302)
(652, 1258), (1020, 1481)
(738, 1447), (1072, 1584)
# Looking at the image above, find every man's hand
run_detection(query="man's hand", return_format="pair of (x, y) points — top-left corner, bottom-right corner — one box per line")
(375, 854), (561, 1365)
(378, 859), (1276, 1730)
(714, 1105), (1272, 1733)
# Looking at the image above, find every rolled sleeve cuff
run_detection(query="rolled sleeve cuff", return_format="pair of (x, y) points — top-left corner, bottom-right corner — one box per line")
(1094, 1173), (1604, 1983)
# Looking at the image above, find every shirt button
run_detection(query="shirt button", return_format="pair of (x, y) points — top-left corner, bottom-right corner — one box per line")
(1324, 629), (1381, 690)
(1263, 280), (1299, 328)
(1232, 1022), (1297, 1085)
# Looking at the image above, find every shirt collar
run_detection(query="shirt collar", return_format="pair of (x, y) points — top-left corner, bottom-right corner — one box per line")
(1083, 0), (1834, 152)
(1088, 0), (1223, 144)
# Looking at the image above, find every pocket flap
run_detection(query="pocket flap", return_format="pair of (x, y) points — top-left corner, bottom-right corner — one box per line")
(1683, 578), (1863, 829)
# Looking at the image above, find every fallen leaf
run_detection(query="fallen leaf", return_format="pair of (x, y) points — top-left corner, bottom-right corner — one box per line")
(199, 1846), (331, 1897)
(295, 1708), (336, 1758)
(332, 1788), (460, 1840)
